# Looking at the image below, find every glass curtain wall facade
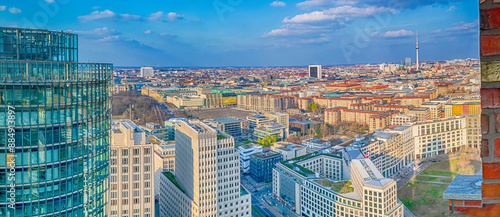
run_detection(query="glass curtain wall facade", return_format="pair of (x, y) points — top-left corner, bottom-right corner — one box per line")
(0, 28), (112, 217)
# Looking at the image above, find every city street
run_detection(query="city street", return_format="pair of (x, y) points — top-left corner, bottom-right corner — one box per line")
(242, 175), (299, 217)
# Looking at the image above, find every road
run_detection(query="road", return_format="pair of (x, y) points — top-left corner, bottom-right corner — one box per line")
(242, 174), (299, 217)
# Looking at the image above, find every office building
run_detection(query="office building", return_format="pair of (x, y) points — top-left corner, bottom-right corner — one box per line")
(273, 151), (405, 217)
(141, 122), (171, 141)
(254, 123), (289, 141)
(409, 116), (468, 159)
(205, 117), (248, 138)
(309, 65), (322, 79)
(160, 120), (251, 217)
(238, 144), (263, 173)
(408, 107), (431, 121)
(272, 142), (307, 160)
(140, 67), (154, 77)
(109, 120), (154, 217)
(250, 151), (283, 183)
(264, 112), (290, 127)
(0, 27), (111, 216)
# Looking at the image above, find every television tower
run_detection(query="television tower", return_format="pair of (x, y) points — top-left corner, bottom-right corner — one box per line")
(416, 31), (419, 71)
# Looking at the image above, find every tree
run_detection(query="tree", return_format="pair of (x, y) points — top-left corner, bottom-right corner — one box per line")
(314, 125), (322, 138)
(307, 102), (319, 113)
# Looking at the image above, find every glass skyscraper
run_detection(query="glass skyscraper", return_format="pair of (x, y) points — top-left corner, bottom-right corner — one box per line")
(0, 28), (112, 216)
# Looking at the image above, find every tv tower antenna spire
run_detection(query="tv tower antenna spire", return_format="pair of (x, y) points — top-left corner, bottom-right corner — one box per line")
(416, 31), (419, 71)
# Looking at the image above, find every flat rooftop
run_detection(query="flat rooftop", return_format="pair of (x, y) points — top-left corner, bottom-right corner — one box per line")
(443, 175), (482, 201)
(213, 117), (243, 124)
(352, 159), (392, 187)
(252, 151), (281, 159)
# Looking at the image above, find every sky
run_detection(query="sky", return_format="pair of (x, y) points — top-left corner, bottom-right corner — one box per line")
(0, 0), (479, 67)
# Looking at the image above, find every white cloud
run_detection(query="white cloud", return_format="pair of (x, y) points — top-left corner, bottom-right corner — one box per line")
(149, 11), (164, 21)
(447, 6), (456, 12)
(78, 10), (116, 22)
(166, 12), (184, 21)
(144, 30), (152, 35)
(283, 6), (394, 23)
(0, 6), (6, 11)
(271, 1), (287, 7)
(297, 0), (357, 9)
(98, 35), (133, 42)
(372, 29), (414, 38)
(44, 0), (55, 3)
(446, 20), (478, 32)
(8, 7), (22, 14)
(78, 10), (143, 22)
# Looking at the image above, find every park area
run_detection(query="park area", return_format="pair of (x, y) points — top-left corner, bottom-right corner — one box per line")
(398, 157), (482, 217)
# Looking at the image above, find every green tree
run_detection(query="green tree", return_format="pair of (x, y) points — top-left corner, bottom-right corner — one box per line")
(307, 102), (319, 113)
(314, 125), (322, 138)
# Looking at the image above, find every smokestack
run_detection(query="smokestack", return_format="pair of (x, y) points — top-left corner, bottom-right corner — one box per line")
(416, 31), (419, 71)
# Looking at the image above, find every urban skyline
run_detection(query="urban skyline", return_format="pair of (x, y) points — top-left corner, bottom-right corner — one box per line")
(0, 0), (479, 67)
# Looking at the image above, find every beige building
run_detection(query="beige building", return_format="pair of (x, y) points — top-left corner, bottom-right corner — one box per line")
(109, 120), (154, 217)
(237, 94), (296, 112)
(409, 116), (468, 159)
(421, 102), (443, 119)
(408, 107), (430, 121)
(202, 93), (223, 108)
(273, 151), (405, 217)
(160, 120), (251, 217)
(264, 112), (290, 127)
(391, 114), (417, 126)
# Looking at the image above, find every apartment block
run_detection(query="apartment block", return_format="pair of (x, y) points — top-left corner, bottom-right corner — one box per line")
(421, 102), (443, 119)
(391, 114), (417, 126)
(408, 107), (431, 121)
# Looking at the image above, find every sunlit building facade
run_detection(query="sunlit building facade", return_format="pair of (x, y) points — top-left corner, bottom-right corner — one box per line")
(0, 28), (112, 216)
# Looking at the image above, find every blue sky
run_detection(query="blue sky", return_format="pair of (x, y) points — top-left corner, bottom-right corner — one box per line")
(0, 0), (479, 67)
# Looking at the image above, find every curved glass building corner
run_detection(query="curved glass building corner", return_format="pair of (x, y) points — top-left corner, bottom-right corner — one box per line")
(0, 28), (111, 217)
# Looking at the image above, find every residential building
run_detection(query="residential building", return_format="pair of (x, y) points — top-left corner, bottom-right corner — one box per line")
(444, 101), (481, 117)
(0, 27), (111, 216)
(466, 115), (481, 148)
(250, 151), (283, 182)
(238, 144), (263, 173)
(421, 102), (443, 119)
(160, 120), (251, 217)
(408, 107), (431, 121)
(237, 94), (297, 113)
(391, 114), (417, 126)
(109, 120), (154, 217)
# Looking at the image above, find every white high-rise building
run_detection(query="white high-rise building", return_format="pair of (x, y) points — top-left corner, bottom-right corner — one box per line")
(159, 120), (251, 217)
(309, 65), (322, 79)
(109, 120), (155, 217)
(140, 67), (155, 77)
